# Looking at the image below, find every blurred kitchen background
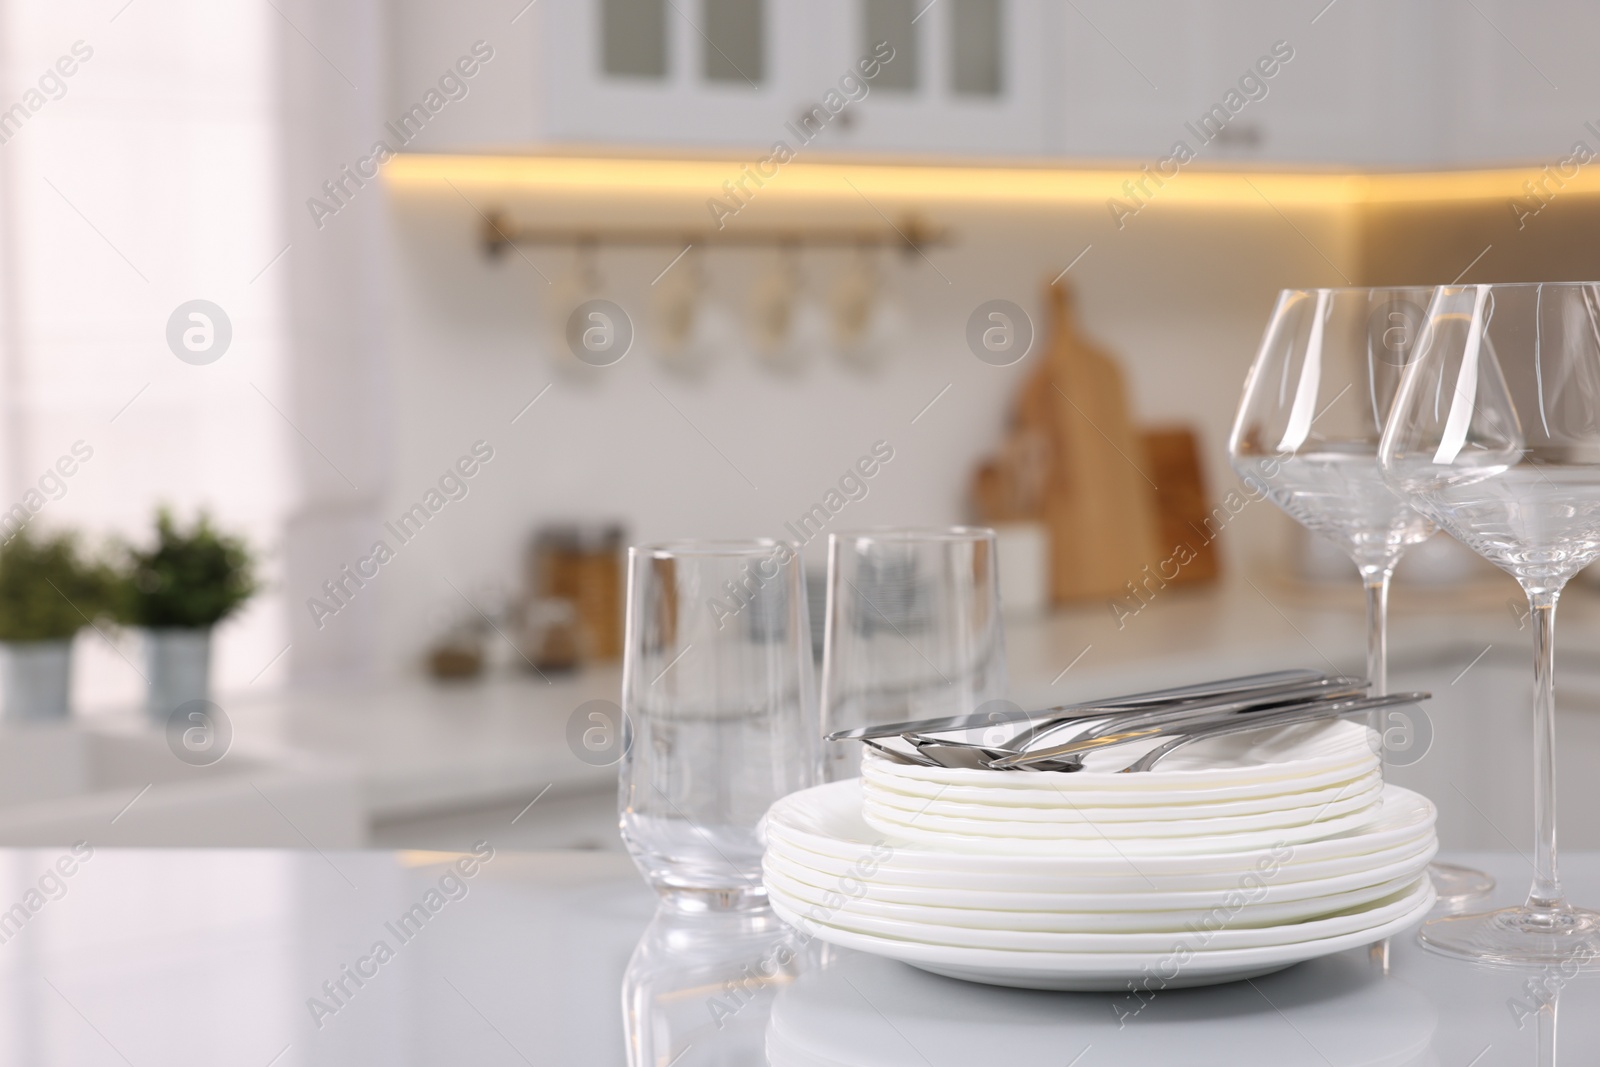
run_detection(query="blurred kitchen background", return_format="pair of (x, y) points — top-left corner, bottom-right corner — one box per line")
(3, 0), (1600, 853)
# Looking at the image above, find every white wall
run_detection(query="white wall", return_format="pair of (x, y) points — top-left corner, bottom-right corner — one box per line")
(322, 185), (1353, 677)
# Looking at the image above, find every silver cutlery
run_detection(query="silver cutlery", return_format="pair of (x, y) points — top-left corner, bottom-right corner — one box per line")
(987, 692), (1425, 772)
(992, 675), (1369, 754)
(825, 669), (1330, 743)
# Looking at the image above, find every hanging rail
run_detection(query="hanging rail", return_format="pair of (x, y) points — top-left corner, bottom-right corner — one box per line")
(479, 210), (947, 258)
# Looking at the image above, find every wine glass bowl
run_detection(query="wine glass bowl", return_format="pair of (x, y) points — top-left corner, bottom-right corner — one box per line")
(1380, 282), (1600, 963)
(1230, 287), (1439, 576)
(1231, 286), (1496, 912)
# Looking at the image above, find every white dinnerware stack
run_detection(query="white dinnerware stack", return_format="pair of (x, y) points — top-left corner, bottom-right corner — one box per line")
(761, 720), (1437, 990)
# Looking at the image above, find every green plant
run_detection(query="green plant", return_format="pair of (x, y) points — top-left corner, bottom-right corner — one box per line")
(0, 529), (114, 642)
(118, 509), (258, 629)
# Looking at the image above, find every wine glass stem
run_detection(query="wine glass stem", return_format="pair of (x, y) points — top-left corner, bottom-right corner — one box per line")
(1361, 569), (1392, 697)
(1529, 589), (1566, 913)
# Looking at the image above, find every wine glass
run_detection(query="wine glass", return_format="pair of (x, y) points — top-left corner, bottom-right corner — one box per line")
(1381, 282), (1600, 965)
(1229, 286), (1495, 907)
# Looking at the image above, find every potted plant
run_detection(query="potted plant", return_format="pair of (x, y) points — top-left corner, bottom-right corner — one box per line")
(0, 530), (113, 720)
(117, 509), (257, 722)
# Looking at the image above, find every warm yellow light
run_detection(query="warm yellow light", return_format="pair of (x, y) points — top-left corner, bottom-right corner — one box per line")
(383, 152), (1591, 209)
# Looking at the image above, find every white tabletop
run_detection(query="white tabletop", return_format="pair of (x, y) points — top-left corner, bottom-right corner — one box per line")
(0, 847), (1590, 1065)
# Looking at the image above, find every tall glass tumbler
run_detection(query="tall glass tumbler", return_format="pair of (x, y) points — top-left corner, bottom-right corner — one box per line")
(620, 540), (818, 910)
(820, 527), (1007, 781)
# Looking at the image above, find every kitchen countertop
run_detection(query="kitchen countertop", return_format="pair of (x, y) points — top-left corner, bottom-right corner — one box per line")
(0, 846), (1591, 1066)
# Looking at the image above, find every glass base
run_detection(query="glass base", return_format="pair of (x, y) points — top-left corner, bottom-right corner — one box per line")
(1427, 861), (1496, 911)
(1419, 904), (1600, 966)
(654, 883), (769, 914)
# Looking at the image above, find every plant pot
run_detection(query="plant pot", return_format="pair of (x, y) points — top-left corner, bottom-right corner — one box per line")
(146, 627), (212, 723)
(2, 639), (73, 721)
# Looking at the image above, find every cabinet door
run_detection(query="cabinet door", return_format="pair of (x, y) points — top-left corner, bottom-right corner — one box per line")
(809, 0), (1047, 156)
(387, 0), (543, 150)
(1427, 0), (1597, 166)
(1043, 1), (1206, 160)
(534, 0), (830, 150)
(1041, 0), (1441, 167)
(1235, 0), (1437, 167)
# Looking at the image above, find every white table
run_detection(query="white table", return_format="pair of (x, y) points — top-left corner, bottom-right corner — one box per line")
(0, 848), (1590, 1065)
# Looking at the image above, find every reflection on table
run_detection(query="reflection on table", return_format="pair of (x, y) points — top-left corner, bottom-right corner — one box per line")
(625, 853), (1592, 1066)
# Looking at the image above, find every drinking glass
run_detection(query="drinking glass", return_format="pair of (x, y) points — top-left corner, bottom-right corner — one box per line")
(819, 527), (1007, 780)
(1229, 286), (1494, 907)
(622, 905), (820, 1067)
(620, 540), (818, 910)
(1381, 282), (1600, 964)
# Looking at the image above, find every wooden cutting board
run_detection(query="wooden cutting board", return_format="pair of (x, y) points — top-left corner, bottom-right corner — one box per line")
(1037, 281), (1163, 601)
(1141, 426), (1221, 587)
(971, 280), (1219, 603)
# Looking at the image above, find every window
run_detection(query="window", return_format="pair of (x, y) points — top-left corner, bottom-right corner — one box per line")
(602, 0), (669, 78)
(950, 0), (1002, 95)
(863, 0), (918, 91)
(702, 0), (765, 84)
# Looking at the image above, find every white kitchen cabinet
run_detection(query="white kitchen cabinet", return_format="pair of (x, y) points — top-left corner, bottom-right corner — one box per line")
(387, 0), (1596, 166)
(389, 0), (1049, 156)
(532, 0), (831, 149)
(1426, 0), (1600, 166)
(810, 0), (1049, 157)
(1039, 0), (1439, 166)
(1041, 2), (1206, 161)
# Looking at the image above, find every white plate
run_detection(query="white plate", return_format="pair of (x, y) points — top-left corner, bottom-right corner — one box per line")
(768, 875), (1428, 952)
(862, 778), (1382, 837)
(863, 791), (1388, 855)
(762, 837), (1439, 914)
(766, 778), (1435, 875)
(862, 719), (1377, 796)
(863, 754), (1379, 809)
(764, 825), (1437, 894)
(763, 860), (1428, 933)
(768, 878), (1437, 991)
(864, 769), (1380, 820)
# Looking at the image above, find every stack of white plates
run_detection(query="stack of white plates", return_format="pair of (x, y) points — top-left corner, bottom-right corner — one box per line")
(762, 721), (1437, 990)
